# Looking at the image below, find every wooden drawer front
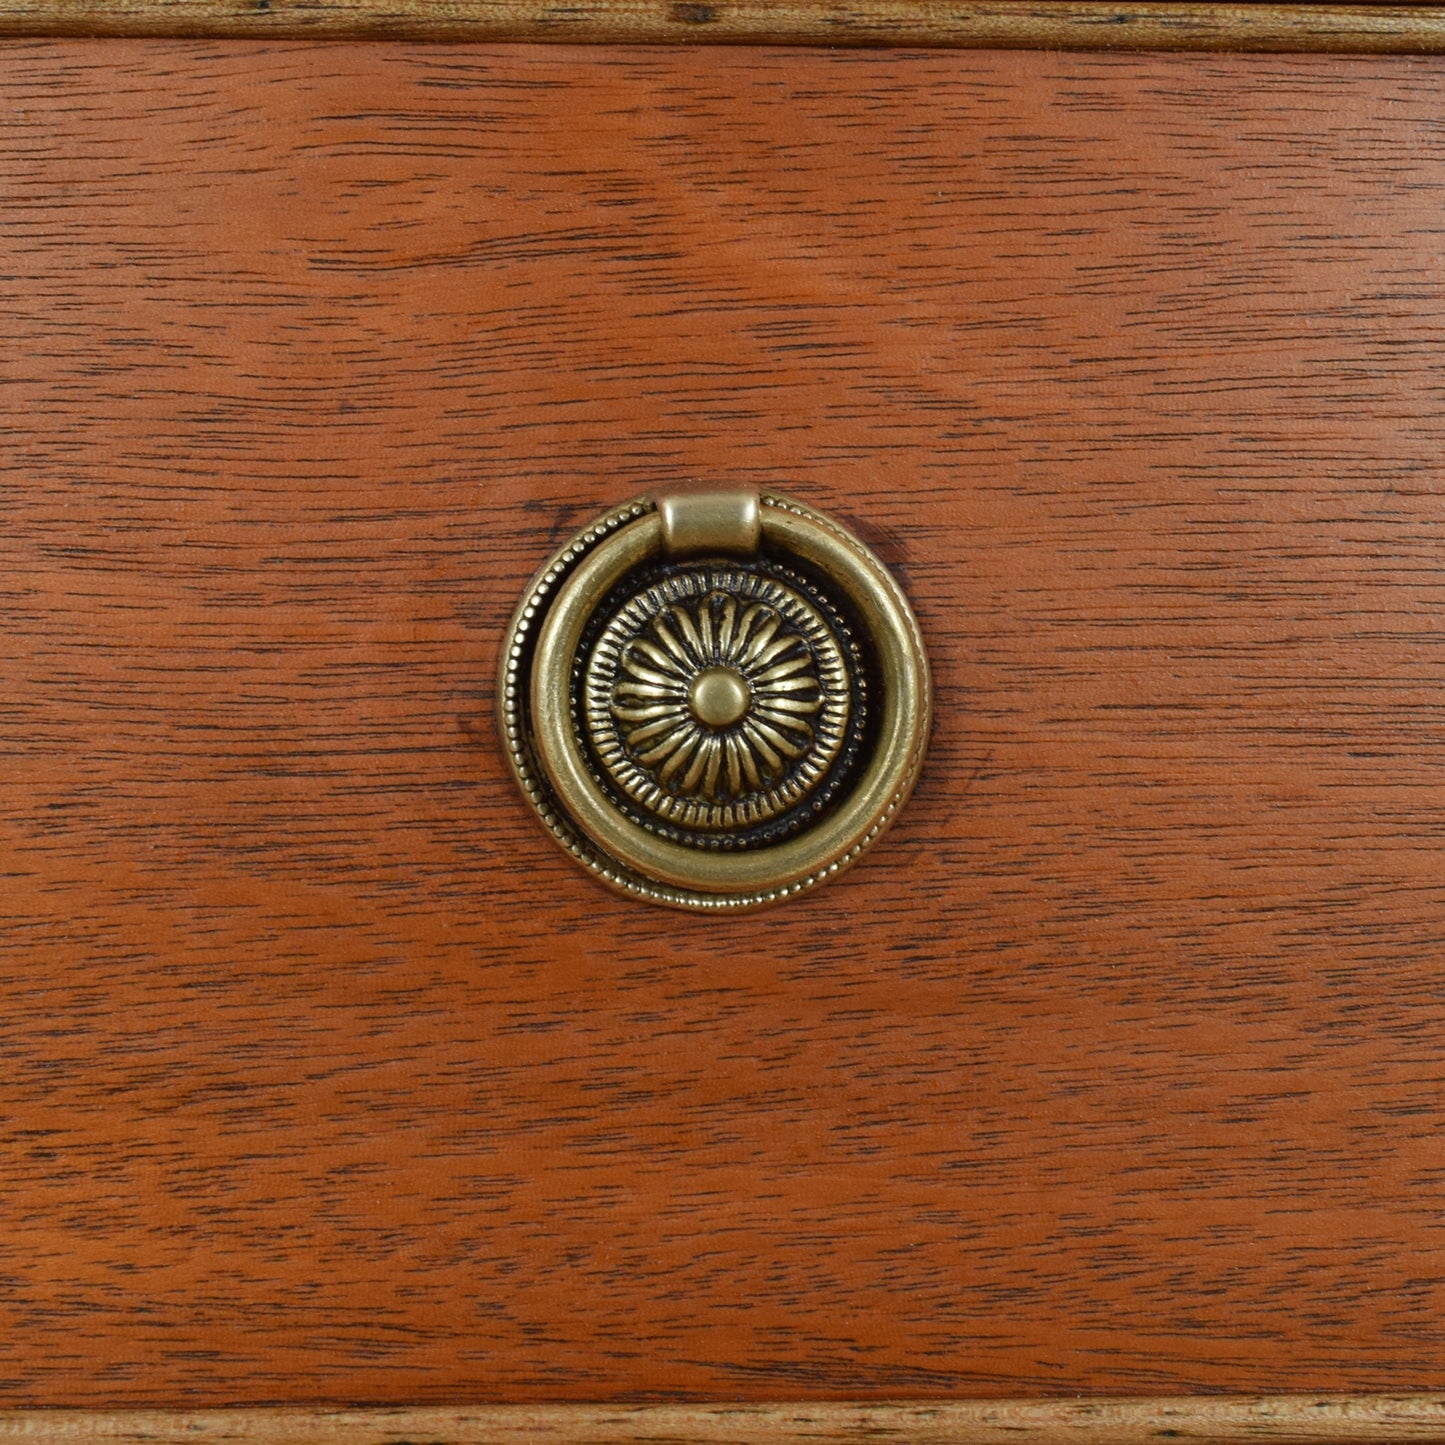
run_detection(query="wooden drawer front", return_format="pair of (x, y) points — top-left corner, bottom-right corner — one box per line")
(2, 41), (1444, 1406)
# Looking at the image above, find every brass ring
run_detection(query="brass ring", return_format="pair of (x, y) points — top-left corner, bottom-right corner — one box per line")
(499, 492), (930, 911)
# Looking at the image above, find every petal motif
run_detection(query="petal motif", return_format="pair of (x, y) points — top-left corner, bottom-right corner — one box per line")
(596, 573), (846, 817)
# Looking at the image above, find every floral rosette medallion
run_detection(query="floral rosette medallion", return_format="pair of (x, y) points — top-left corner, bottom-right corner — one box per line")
(582, 564), (863, 850)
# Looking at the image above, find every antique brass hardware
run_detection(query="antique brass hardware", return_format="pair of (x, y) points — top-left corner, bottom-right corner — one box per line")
(499, 491), (930, 911)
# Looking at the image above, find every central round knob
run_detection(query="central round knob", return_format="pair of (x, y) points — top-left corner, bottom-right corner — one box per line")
(688, 666), (751, 728)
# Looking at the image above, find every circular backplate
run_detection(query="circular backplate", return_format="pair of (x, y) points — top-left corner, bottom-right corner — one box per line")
(498, 492), (930, 911)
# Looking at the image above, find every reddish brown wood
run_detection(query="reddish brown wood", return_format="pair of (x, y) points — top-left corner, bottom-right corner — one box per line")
(1, 42), (1445, 1408)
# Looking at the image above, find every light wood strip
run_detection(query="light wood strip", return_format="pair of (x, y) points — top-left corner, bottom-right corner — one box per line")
(1, 0), (1445, 51)
(1, 1398), (1444, 1443)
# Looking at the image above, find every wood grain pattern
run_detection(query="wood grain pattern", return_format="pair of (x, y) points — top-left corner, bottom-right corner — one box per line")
(2, 41), (1445, 1408)
(2, 1397), (1445, 1444)
(2, 1), (1445, 53)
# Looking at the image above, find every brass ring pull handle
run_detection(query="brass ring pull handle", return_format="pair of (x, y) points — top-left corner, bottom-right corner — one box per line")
(499, 490), (930, 911)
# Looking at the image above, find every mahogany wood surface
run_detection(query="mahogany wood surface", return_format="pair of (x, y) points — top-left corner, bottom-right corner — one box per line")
(3, 1), (1445, 53)
(2, 42), (1445, 1408)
